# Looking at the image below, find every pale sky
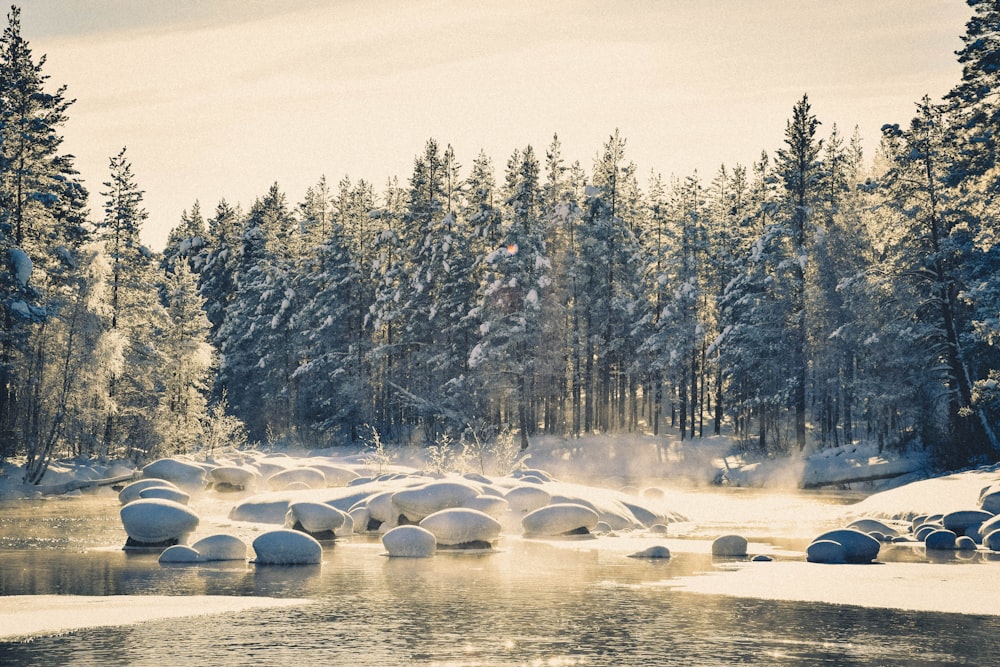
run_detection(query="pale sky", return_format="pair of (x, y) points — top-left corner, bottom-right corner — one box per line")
(20, 0), (971, 250)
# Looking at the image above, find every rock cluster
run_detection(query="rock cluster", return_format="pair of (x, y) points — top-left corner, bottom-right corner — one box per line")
(809, 485), (1000, 563)
(117, 451), (686, 565)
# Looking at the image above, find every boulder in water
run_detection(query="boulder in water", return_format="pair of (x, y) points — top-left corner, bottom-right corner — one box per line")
(142, 458), (206, 489)
(119, 478), (180, 505)
(419, 508), (501, 547)
(807, 540), (847, 564)
(158, 545), (202, 564)
(120, 498), (199, 548)
(192, 534), (247, 561)
(810, 529), (880, 563)
(392, 481), (482, 522)
(138, 486), (190, 505)
(522, 503), (599, 536)
(382, 525), (437, 557)
(628, 545), (671, 559)
(284, 501), (347, 537)
(252, 529), (323, 565)
(924, 529), (958, 551)
(712, 534), (749, 558)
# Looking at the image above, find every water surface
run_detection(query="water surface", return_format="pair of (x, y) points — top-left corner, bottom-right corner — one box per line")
(1, 490), (998, 665)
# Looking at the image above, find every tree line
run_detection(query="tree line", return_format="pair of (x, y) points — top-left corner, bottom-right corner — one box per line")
(2, 2), (999, 482)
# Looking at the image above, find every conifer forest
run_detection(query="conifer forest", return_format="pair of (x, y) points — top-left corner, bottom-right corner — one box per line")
(2, 3), (1000, 483)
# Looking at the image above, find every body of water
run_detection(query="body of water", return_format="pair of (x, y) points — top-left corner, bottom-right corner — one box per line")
(1, 490), (998, 665)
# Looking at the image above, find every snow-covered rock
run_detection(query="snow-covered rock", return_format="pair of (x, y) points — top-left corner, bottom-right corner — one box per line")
(942, 510), (993, 535)
(846, 518), (900, 537)
(461, 494), (508, 519)
(980, 490), (1000, 514)
(284, 501), (346, 536)
(419, 508), (501, 547)
(120, 498), (199, 547)
(365, 491), (401, 527)
(810, 529), (880, 564)
(955, 535), (977, 551)
(628, 545), (671, 559)
(349, 506), (370, 533)
(711, 534), (749, 558)
(310, 464), (359, 486)
(924, 529), (958, 550)
(119, 478), (179, 505)
(138, 486), (190, 505)
(252, 529), (323, 565)
(984, 529), (1000, 551)
(522, 503), (599, 536)
(392, 481), (481, 521)
(158, 545), (202, 564)
(142, 458), (207, 489)
(504, 485), (551, 514)
(382, 525), (437, 557)
(807, 540), (847, 564)
(977, 514), (1000, 540)
(191, 534), (247, 561)
(267, 467), (326, 491)
(209, 466), (259, 491)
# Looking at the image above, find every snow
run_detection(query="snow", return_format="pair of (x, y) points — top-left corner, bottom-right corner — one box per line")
(252, 529), (323, 565)
(419, 507), (501, 546)
(119, 498), (200, 545)
(142, 458), (207, 489)
(522, 503), (599, 536)
(391, 480), (482, 521)
(9, 247), (32, 286)
(382, 525), (437, 557)
(0, 595), (307, 639)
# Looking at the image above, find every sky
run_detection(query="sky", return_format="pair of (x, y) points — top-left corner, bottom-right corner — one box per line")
(19, 0), (973, 250)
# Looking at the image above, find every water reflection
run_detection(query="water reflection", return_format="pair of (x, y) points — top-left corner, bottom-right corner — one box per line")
(2, 494), (1000, 665)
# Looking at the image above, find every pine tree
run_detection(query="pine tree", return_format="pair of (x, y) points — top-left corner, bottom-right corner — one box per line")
(94, 147), (165, 458)
(773, 94), (825, 450)
(878, 99), (999, 463)
(470, 145), (550, 449)
(0, 5), (89, 463)
(216, 184), (299, 442)
(158, 261), (213, 454)
(198, 199), (242, 338)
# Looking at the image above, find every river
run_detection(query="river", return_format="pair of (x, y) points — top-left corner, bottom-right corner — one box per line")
(1, 487), (998, 665)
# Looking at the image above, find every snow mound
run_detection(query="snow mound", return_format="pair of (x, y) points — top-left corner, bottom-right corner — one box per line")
(119, 478), (180, 505)
(382, 525), (437, 557)
(309, 463), (359, 486)
(284, 501), (346, 536)
(806, 540), (847, 564)
(711, 534), (748, 558)
(392, 480), (482, 521)
(522, 503), (599, 536)
(808, 529), (880, 564)
(252, 529), (323, 565)
(924, 529), (957, 550)
(120, 498), (199, 547)
(192, 534), (248, 561)
(504, 485), (551, 514)
(138, 486), (190, 505)
(267, 467), (327, 491)
(462, 494), (508, 519)
(142, 458), (207, 489)
(419, 508), (501, 547)
(158, 545), (202, 563)
(628, 545), (671, 559)
(209, 466), (259, 491)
